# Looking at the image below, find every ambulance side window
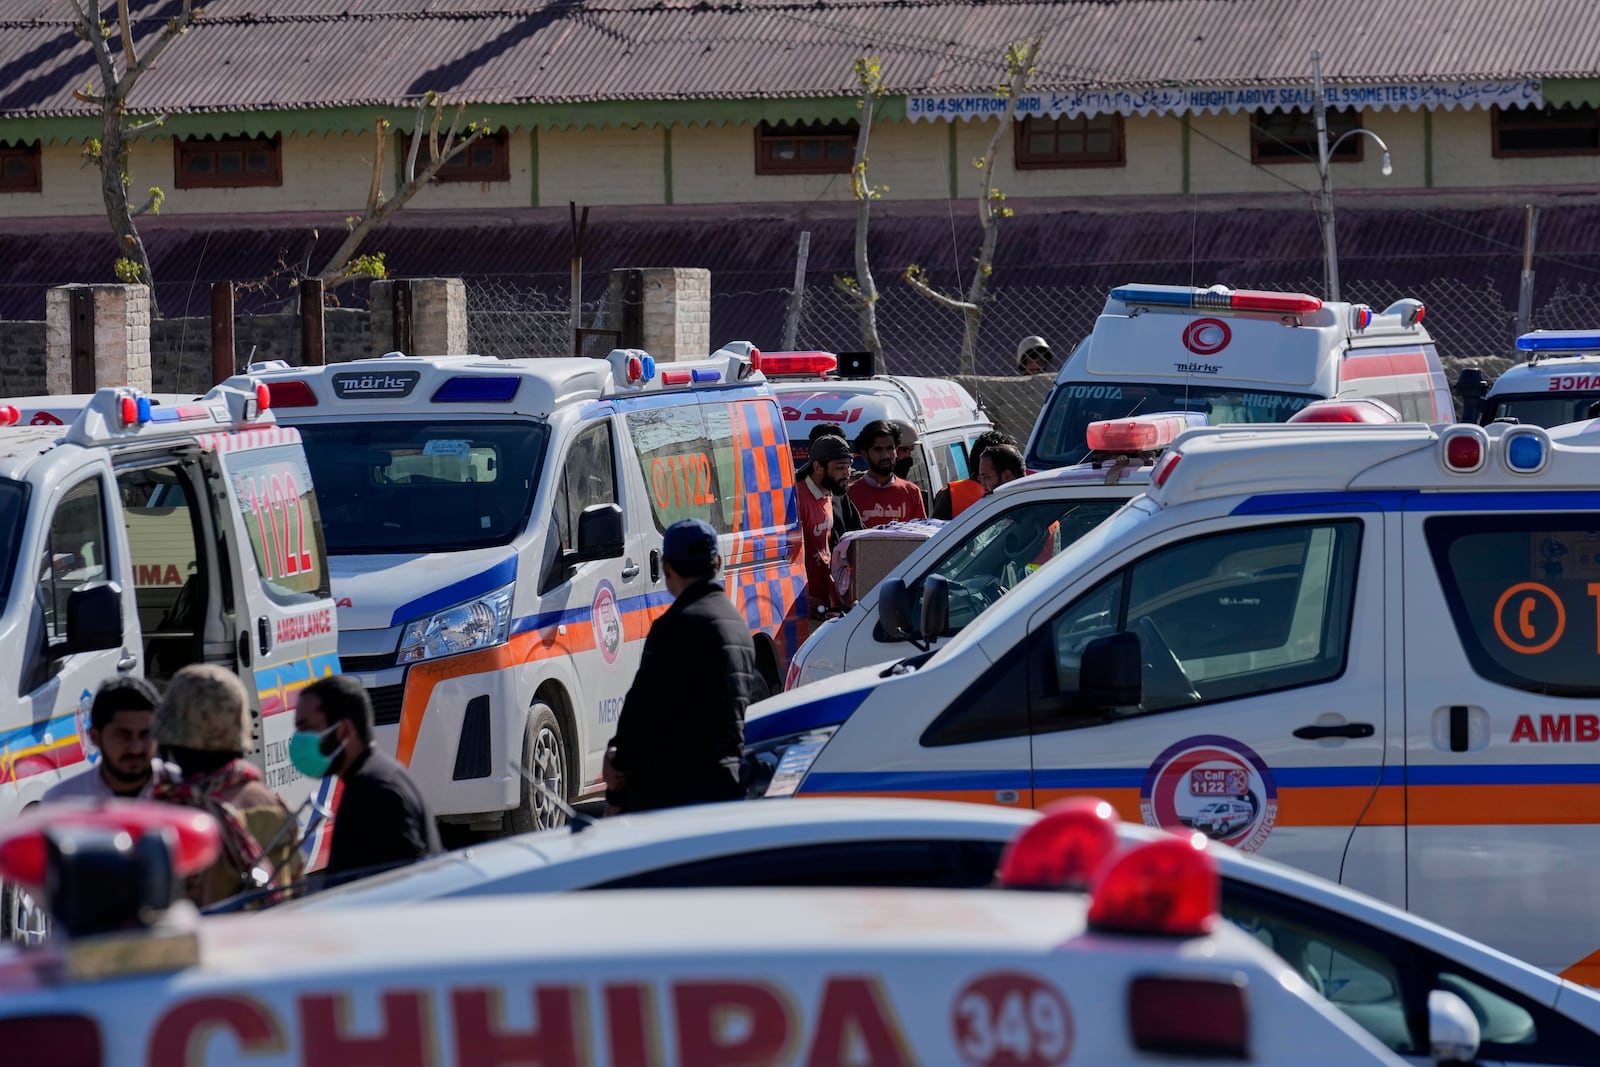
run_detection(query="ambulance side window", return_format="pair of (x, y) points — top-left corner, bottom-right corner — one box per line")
(1042, 521), (1361, 723)
(553, 421), (617, 552)
(37, 477), (111, 647)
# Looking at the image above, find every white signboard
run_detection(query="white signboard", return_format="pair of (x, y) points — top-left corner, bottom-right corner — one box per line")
(906, 79), (1543, 121)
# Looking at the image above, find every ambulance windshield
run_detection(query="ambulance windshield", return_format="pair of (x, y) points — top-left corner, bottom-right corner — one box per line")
(1030, 382), (1317, 467)
(0, 478), (26, 603)
(296, 420), (548, 554)
(1481, 392), (1600, 428)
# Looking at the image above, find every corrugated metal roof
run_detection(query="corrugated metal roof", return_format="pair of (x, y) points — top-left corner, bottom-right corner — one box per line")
(1, 0), (1597, 118)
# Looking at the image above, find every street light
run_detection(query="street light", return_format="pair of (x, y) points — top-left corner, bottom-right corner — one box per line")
(1312, 48), (1393, 304)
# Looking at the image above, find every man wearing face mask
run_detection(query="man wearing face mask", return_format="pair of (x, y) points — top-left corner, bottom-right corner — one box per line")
(886, 420), (932, 516)
(293, 674), (441, 877)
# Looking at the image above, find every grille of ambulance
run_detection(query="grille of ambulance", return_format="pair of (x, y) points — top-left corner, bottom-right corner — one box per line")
(0, 797), (1410, 1065)
(1475, 330), (1600, 428)
(1028, 283), (1436, 469)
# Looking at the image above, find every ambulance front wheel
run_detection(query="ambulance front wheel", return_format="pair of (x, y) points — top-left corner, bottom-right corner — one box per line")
(506, 702), (569, 835)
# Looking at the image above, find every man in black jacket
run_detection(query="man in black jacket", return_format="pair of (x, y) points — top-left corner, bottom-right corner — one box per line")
(293, 674), (441, 876)
(602, 518), (756, 813)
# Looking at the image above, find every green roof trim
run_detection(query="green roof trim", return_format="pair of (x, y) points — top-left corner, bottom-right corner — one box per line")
(0, 96), (905, 144)
(1545, 78), (1600, 108)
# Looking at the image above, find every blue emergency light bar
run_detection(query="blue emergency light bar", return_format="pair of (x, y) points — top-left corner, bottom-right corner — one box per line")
(1110, 284), (1324, 315)
(1515, 331), (1600, 353)
(431, 376), (522, 403)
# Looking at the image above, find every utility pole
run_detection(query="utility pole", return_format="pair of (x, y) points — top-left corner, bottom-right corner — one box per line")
(1312, 48), (1340, 304)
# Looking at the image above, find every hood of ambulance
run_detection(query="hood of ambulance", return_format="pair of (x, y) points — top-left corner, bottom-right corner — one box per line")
(745, 661), (904, 744)
(328, 546), (517, 632)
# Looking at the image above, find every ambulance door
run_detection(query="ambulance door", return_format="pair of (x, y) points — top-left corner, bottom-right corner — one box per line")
(1025, 514), (1389, 886)
(4, 462), (134, 809)
(1402, 505), (1600, 981)
(203, 438), (338, 827)
(537, 416), (637, 789)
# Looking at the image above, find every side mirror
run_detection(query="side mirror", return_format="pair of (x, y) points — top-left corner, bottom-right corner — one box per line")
(1455, 368), (1489, 424)
(64, 581), (124, 656)
(877, 579), (913, 641)
(1077, 631), (1141, 712)
(1427, 989), (1480, 1064)
(920, 574), (950, 640)
(571, 503), (625, 563)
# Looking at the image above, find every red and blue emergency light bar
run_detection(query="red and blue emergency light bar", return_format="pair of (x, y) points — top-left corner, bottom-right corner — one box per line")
(1109, 284), (1323, 315)
(1516, 330), (1600, 354)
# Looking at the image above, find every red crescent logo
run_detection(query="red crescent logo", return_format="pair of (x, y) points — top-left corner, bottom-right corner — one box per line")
(1182, 318), (1232, 356)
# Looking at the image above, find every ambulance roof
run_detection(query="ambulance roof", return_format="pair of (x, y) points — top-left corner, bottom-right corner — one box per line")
(1077, 284), (1430, 391)
(250, 346), (765, 420)
(772, 376), (986, 437)
(1487, 353), (1600, 394)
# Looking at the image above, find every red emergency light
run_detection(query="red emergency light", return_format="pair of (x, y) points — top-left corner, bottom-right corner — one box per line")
(1086, 413), (1198, 453)
(254, 382), (272, 413)
(1151, 450), (1182, 488)
(0, 800), (222, 890)
(1287, 398), (1401, 424)
(1086, 832), (1219, 938)
(0, 406), (18, 427)
(1442, 427), (1486, 473)
(660, 369), (693, 386)
(760, 352), (839, 378)
(265, 380), (318, 408)
(748, 347), (763, 373)
(996, 797), (1120, 891)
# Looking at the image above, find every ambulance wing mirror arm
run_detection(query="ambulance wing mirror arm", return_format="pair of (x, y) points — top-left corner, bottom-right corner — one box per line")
(64, 581), (125, 656)
(1074, 632), (1142, 715)
(1427, 989), (1481, 1064)
(570, 503), (625, 564)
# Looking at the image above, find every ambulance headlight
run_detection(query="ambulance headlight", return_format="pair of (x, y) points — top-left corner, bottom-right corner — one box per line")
(397, 585), (514, 664)
(743, 725), (837, 798)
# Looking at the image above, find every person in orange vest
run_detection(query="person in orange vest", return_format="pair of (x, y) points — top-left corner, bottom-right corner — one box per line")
(932, 429), (1016, 520)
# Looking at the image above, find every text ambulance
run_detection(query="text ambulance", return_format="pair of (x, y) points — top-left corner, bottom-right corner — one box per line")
(254, 347), (803, 833)
(1025, 284), (1451, 470)
(0, 799), (1413, 1066)
(765, 351), (992, 505)
(1461, 330), (1600, 428)
(0, 383), (340, 930)
(748, 419), (1600, 983)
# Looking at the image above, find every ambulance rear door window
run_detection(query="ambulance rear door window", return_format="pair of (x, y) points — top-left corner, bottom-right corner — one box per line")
(1425, 514), (1600, 698)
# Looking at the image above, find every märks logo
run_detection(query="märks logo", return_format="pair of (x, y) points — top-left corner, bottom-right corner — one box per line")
(1140, 734), (1277, 852)
(1182, 317), (1232, 356)
(592, 580), (623, 666)
(75, 688), (99, 765)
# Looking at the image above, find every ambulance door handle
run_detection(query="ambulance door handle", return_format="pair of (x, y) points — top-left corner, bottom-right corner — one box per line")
(649, 550), (661, 583)
(621, 559), (640, 581)
(257, 616), (272, 657)
(116, 651), (137, 673)
(1294, 722), (1375, 740)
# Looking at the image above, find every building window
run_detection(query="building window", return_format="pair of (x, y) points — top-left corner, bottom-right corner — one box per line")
(755, 120), (857, 175)
(1014, 114), (1126, 168)
(0, 141), (41, 193)
(400, 127), (510, 183)
(1492, 105), (1600, 157)
(1251, 108), (1363, 164)
(174, 135), (282, 189)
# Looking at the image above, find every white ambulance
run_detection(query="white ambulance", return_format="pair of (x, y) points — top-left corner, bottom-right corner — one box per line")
(0, 383), (341, 932)
(0, 799), (1415, 1066)
(1025, 283), (1452, 470)
(1460, 330), (1600, 428)
(765, 351), (993, 500)
(254, 347), (804, 833)
(748, 418), (1600, 984)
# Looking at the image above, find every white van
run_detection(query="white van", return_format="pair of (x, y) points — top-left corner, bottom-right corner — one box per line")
(747, 419), (1600, 984)
(256, 347), (804, 833)
(764, 351), (992, 499)
(1460, 330), (1600, 427)
(1025, 284), (1452, 470)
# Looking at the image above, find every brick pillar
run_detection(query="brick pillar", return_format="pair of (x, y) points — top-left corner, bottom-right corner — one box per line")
(609, 267), (710, 362)
(369, 278), (467, 358)
(45, 283), (152, 394)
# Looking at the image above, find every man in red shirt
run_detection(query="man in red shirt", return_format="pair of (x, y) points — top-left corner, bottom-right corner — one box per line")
(797, 434), (853, 617)
(847, 419), (927, 528)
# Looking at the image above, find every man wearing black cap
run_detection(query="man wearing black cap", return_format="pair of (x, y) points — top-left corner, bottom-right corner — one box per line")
(602, 518), (758, 813)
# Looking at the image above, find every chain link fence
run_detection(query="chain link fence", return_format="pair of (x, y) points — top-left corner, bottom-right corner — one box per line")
(459, 273), (1600, 442)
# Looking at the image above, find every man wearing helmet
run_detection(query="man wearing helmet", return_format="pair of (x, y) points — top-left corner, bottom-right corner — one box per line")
(1017, 336), (1052, 376)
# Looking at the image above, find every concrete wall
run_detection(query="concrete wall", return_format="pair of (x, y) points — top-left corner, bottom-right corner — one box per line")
(8, 108), (1594, 218)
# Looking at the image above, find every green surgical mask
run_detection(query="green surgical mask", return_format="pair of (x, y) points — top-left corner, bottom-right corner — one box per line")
(290, 726), (341, 779)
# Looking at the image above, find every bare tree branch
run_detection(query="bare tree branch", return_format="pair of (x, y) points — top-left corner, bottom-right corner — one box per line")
(121, 0), (196, 100)
(117, 0), (137, 72)
(902, 268), (974, 313)
(125, 113), (168, 135)
(366, 117), (387, 212)
(404, 99), (425, 183)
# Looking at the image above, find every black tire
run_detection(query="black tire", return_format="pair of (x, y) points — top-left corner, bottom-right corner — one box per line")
(504, 702), (569, 836)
